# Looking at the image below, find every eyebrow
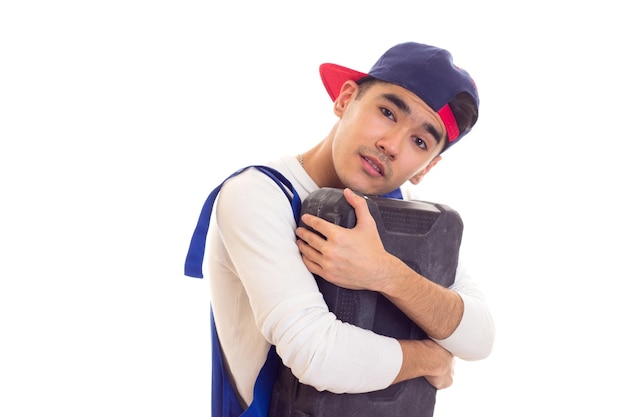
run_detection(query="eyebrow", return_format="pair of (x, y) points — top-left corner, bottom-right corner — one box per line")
(381, 93), (443, 144)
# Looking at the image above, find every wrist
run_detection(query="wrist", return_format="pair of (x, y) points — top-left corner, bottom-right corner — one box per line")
(376, 255), (414, 296)
(394, 339), (446, 383)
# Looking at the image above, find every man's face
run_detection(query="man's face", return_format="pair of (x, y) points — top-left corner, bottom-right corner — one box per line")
(331, 81), (446, 195)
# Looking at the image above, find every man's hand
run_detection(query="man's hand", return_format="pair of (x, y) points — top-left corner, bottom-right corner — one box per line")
(296, 188), (395, 292)
(424, 355), (455, 390)
(396, 339), (455, 390)
(298, 187), (464, 341)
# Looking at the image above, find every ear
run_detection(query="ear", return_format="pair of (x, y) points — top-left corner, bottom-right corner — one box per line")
(333, 80), (359, 117)
(409, 155), (442, 185)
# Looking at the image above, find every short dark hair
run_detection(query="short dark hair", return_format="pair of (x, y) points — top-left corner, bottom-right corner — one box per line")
(355, 75), (377, 98)
(448, 91), (478, 139)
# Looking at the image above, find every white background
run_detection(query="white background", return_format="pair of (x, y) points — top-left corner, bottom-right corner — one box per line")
(1, 1), (625, 416)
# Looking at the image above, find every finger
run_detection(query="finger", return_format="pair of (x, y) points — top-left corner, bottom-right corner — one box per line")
(343, 188), (375, 227)
(296, 226), (327, 250)
(300, 253), (323, 277)
(296, 239), (324, 275)
(296, 233), (315, 252)
(296, 236), (322, 260)
(299, 213), (339, 240)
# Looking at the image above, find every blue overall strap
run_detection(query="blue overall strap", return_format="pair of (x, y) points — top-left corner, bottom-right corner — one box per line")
(184, 165), (301, 279)
(185, 165), (300, 417)
(241, 346), (281, 416)
(211, 309), (282, 417)
(380, 187), (402, 199)
(211, 308), (244, 416)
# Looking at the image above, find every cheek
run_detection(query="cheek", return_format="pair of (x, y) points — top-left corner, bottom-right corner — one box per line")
(341, 108), (383, 139)
(331, 122), (359, 160)
(395, 156), (425, 180)
(331, 140), (356, 178)
(404, 156), (439, 183)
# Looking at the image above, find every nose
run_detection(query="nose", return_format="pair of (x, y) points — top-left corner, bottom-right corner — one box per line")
(376, 133), (402, 160)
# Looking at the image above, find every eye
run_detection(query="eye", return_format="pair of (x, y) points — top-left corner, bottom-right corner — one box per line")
(380, 107), (395, 121)
(413, 137), (428, 150)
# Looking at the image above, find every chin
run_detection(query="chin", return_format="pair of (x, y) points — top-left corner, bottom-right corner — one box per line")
(349, 184), (387, 196)
(338, 171), (390, 196)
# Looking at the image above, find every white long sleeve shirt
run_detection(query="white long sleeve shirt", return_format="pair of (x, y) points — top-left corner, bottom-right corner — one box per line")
(207, 156), (495, 406)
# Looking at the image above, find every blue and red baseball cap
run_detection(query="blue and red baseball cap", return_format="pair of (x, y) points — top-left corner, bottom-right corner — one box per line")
(319, 42), (479, 150)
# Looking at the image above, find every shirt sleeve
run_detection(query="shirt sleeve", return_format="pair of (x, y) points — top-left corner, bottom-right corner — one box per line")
(215, 170), (402, 393)
(432, 260), (496, 360)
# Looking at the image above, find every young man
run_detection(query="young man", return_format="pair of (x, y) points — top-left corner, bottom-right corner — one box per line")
(201, 42), (494, 410)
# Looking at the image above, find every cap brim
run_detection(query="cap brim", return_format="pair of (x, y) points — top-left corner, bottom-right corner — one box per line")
(319, 63), (368, 101)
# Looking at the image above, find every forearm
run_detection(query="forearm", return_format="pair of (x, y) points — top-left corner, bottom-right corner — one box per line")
(432, 287), (495, 360)
(379, 258), (495, 360)
(377, 255), (464, 340)
(275, 308), (402, 393)
(392, 339), (453, 385)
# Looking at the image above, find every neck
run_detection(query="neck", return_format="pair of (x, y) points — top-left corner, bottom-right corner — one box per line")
(300, 126), (343, 189)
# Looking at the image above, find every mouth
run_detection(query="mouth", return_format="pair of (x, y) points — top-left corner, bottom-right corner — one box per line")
(361, 154), (385, 177)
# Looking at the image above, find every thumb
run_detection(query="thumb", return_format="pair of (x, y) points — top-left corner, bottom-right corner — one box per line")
(343, 188), (375, 227)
